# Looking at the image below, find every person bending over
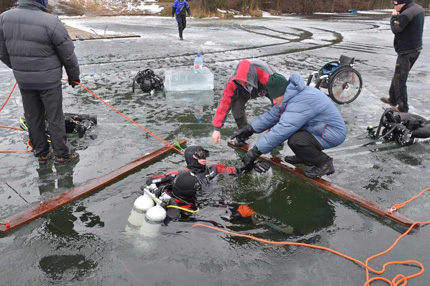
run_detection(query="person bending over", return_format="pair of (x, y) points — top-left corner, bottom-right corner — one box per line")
(233, 73), (347, 179)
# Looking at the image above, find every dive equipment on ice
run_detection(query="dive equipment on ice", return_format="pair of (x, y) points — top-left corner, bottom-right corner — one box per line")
(132, 69), (164, 93)
(19, 113), (97, 140)
(367, 109), (430, 146)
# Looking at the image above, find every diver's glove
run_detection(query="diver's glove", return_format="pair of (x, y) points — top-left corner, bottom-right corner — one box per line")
(253, 161), (271, 173)
(230, 204), (255, 223)
(241, 146), (262, 172)
(236, 161), (270, 174)
(230, 124), (255, 143)
(69, 78), (80, 88)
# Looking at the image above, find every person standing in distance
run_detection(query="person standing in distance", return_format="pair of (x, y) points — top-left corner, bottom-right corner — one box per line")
(172, 0), (191, 41)
(0, 0), (80, 165)
(380, 0), (425, 113)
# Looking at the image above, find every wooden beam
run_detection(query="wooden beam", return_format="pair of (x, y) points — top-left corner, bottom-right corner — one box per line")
(229, 142), (414, 227)
(0, 140), (186, 233)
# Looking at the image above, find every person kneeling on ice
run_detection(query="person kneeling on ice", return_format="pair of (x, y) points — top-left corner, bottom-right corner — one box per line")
(145, 145), (270, 222)
(233, 73), (347, 179)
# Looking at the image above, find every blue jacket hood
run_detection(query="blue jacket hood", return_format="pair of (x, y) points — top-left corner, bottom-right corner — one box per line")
(283, 73), (306, 102)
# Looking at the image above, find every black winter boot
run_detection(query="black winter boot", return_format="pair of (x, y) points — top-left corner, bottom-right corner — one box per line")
(284, 155), (311, 166)
(304, 157), (335, 179)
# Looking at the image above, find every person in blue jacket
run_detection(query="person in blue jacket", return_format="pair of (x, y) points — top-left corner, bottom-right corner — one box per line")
(172, 0), (191, 40)
(232, 73), (347, 179)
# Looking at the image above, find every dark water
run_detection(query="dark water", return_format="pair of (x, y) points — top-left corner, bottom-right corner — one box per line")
(0, 13), (430, 285)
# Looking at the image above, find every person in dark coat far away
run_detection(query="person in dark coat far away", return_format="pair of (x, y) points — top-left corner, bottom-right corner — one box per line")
(0, 0), (80, 165)
(380, 0), (425, 113)
(211, 59), (278, 146)
(233, 73), (347, 179)
(172, 0), (191, 40)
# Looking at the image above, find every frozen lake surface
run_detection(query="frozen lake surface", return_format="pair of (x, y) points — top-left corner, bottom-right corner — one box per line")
(1, 13), (430, 285)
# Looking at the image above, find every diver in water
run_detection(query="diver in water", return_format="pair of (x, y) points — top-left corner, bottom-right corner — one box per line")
(146, 145), (270, 222)
(172, 0), (191, 40)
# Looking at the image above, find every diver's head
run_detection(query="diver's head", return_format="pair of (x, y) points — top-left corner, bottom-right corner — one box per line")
(172, 172), (200, 202)
(184, 146), (209, 173)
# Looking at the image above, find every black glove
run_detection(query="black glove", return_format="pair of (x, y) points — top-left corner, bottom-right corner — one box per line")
(230, 124), (254, 142)
(253, 161), (271, 173)
(235, 161), (270, 174)
(241, 146), (262, 172)
(69, 78), (80, 88)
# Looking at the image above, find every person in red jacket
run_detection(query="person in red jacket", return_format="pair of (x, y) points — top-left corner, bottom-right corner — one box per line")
(211, 59), (278, 146)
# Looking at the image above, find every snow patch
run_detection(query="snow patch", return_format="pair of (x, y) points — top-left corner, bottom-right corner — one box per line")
(126, 1), (163, 13)
(203, 41), (216, 46)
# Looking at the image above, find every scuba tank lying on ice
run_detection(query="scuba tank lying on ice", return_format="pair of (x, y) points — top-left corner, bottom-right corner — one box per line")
(367, 109), (430, 146)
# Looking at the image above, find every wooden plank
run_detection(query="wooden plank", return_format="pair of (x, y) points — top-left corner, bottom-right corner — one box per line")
(229, 142), (414, 227)
(0, 140), (186, 233)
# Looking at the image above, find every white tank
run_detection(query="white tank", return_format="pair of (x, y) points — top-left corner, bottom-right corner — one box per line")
(125, 193), (154, 234)
(139, 204), (167, 238)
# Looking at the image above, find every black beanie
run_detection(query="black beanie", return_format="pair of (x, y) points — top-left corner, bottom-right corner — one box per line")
(172, 172), (200, 202)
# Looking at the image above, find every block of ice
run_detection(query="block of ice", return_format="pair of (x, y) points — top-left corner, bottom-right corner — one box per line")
(164, 67), (214, 92)
(165, 90), (214, 106)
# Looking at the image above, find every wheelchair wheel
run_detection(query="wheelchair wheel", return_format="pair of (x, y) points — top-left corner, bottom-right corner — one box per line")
(328, 67), (362, 104)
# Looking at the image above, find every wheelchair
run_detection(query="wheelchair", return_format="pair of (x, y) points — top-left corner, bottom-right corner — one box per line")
(306, 55), (363, 104)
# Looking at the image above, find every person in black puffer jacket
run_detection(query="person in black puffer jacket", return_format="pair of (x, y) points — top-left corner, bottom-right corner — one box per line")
(0, 0), (80, 165)
(380, 0), (425, 113)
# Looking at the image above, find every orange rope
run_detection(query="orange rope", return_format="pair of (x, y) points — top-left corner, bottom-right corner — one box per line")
(64, 79), (183, 154)
(0, 82), (16, 113)
(0, 138), (33, 154)
(192, 186), (430, 286)
(389, 187), (430, 214)
(0, 83), (32, 153)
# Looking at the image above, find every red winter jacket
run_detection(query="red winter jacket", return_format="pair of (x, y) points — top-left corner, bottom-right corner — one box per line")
(212, 59), (276, 130)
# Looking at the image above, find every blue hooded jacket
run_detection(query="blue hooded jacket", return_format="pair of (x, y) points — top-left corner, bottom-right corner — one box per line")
(33, 0), (48, 7)
(172, 0), (190, 16)
(251, 73), (347, 154)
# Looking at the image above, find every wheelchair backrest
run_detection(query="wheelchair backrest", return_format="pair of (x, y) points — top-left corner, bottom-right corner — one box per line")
(320, 55), (355, 76)
(339, 55), (355, 66)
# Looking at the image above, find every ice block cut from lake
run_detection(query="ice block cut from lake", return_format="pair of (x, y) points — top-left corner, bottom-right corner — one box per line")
(164, 67), (214, 91)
